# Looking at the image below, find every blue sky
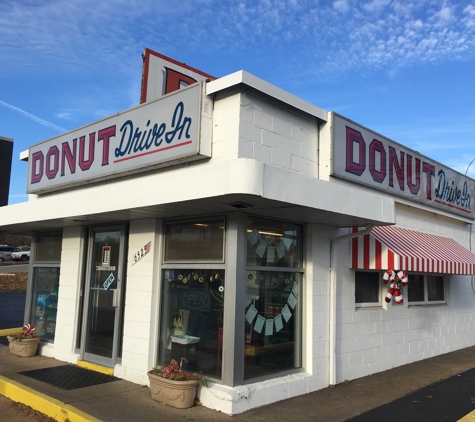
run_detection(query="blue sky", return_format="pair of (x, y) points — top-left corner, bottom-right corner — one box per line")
(1, 0), (475, 204)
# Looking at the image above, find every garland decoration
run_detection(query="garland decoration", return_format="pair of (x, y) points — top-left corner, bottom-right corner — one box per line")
(382, 270), (408, 304)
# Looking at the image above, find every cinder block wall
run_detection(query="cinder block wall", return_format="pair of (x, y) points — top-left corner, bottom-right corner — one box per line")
(237, 90), (319, 178)
(335, 205), (475, 384)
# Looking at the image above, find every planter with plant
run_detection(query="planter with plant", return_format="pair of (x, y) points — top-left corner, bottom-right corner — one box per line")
(148, 358), (208, 409)
(7, 324), (41, 357)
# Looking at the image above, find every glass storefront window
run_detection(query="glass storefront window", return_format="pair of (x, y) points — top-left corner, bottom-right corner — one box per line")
(246, 218), (302, 268)
(244, 270), (302, 379)
(245, 217), (303, 380)
(159, 269), (225, 379)
(30, 267), (60, 341)
(29, 232), (62, 342)
(164, 219), (225, 262)
(35, 233), (62, 263)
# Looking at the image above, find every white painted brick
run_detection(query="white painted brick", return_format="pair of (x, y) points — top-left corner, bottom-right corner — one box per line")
(362, 322), (376, 336)
(246, 386), (267, 409)
(122, 335), (149, 353)
(254, 109), (272, 131)
(291, 155), (309, 175)
(121, 350), (150, 372)
(240, 102), (255, 124)
(300, 138), (318, 162)
(266, 380), (289, 403)
(348, 322), (363, 338)
(291, 125), (309, 143)
(288, 376), (308, 398)
(240, 121), (262, 143)
(272, 117), (291, 138)
(213, 139), (238, 160)
(356, 336), (370, 351)
(282, 138), (300, 156)
(339, 338), (356, 354)
(369, 334), (382, 348)
(262, 129), (282, 149)
(271, 149), (291, 168)
(237, 138), (254, 159)
(363, 349), (376, 364)
(348, 351), (364, 367)
(375, 346), (388, 361)
(253, 143), (272, 164)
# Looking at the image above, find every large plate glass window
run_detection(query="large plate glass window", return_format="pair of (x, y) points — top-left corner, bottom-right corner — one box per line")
(29, 232), (62, 342)
(245, 217), (303, 380)
(160, 218), (226, 379)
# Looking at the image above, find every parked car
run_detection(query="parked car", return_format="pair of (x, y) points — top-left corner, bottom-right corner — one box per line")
(11, 247), (30, 261)
(0, 246), (21, 260)
(0, 251), (12, 265)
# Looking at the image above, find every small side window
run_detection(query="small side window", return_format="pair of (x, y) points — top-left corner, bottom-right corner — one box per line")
(408, 274), (445, 305)
(355, 271), (381, 307)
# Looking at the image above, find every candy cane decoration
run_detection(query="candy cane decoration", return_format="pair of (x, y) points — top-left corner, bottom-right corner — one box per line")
(383, 270), (408, 304)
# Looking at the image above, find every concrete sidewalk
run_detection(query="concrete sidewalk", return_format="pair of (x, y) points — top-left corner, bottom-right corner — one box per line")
(2, 340), (475, 421)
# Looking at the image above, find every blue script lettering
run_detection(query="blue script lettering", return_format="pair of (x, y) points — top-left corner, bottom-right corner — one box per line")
(434, 170), (471, 209)
(114, 102), (192, 158)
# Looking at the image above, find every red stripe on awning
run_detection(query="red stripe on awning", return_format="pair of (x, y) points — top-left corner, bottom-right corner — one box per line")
(351, 226), (475, 275)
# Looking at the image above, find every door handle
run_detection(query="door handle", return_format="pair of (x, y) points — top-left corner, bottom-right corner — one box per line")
(112, 289), (120, 307)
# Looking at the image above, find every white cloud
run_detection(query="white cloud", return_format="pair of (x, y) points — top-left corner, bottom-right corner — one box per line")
(333, 0), (349, 13)
(1, 0), (475, 83)
(0, 100), (66, 133)
(362, 0), (391, 13)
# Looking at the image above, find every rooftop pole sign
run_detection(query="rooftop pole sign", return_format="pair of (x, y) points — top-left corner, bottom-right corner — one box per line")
(27, 83), (212, 194)
(140, 48), (215, 103)
(331, 113), (475, 219)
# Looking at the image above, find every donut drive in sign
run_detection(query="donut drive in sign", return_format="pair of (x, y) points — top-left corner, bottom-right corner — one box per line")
(331, 113), (475, 219)
(27, 82), (211, 194)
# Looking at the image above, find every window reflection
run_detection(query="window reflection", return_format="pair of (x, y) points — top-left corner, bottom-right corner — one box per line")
(159, 269), (225, 378)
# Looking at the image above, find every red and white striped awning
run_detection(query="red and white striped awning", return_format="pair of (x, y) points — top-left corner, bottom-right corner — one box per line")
(351, 225), (475, 275)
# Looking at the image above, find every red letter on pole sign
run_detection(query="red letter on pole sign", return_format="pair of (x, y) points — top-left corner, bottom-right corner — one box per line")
(164, 67), (198, 94)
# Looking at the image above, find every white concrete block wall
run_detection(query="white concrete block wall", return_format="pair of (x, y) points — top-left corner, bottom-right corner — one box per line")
(237, 91), (319, 178)
(333, 208), (475, 384)
(117, 218), (161, 385)
(210, 88), (241, 162)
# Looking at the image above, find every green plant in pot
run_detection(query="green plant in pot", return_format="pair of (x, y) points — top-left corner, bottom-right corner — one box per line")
(148, 358), (208, 409)
(7, 324), (41, 357)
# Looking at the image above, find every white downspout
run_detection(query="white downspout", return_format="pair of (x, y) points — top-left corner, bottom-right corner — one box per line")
(329, 224), (374, 386)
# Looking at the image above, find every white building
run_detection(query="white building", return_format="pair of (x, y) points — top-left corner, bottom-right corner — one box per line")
(1, 52), (475, 415)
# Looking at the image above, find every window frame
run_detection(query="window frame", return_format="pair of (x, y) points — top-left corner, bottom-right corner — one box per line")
(159, 217), (227, 383)
(162, 217), (226, 264)
(355, 270), (382, 308)
(26, 231), (63, 343)
(407, 273), (446, 305)
(244, 216), (304, 381)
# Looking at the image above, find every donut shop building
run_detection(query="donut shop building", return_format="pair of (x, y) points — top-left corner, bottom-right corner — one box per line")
(1, 50), (475, 414)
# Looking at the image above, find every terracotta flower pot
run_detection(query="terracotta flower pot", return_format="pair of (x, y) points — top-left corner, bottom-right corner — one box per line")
(7, 336), (41, 357)
(148, 371), (198, 409)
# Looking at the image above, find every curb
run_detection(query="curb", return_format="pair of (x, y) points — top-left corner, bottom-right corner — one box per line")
(0, 328), (22, 337)
(0, 375), (101, 422)
(459, 411), (475, 422)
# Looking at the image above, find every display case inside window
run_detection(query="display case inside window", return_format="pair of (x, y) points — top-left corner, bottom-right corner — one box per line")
(30, 267), (60, 341)
(244, 270), (301, 379)
(159, 269), (225, 379)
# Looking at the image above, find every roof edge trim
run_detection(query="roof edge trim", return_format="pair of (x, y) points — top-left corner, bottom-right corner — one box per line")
(206, 70), (328, 122)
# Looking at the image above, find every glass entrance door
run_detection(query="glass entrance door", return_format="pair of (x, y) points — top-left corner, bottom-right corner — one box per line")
(81, 226), (126, 366)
